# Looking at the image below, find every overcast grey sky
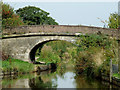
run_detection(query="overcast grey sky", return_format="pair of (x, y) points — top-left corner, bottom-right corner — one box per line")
(3, 1), (118, 27)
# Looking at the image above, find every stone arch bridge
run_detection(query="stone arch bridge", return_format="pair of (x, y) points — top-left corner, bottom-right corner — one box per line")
(1, 25), (119, 63)
(2, 33), (79, 62)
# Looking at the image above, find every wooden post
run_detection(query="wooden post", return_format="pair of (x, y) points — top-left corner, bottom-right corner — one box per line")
(118, 39), (120, 74)
(118, 26), (120, 73)
(118, 1), (120, 74)
(110, 59), (112, 83)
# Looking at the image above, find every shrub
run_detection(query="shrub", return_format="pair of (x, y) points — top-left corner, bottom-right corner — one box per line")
(2, 15), (24, 28)
(0, 51), (9, 61)
(2, 3), (24, 29)
(37, 45), (61, 64)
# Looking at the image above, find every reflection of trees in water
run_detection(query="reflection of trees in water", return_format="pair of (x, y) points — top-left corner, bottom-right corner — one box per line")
(28, 65), (72, 89)
(75, 74), (111, 88)
(36, 69), (56, 76)
(57, 67), (66, 78)
(28, 66), (68, 89)
(29, 76), (57, 89)
(56, 64), (67, 79)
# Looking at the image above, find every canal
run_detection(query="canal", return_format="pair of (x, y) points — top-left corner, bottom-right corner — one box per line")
(1, 64), (120, 89)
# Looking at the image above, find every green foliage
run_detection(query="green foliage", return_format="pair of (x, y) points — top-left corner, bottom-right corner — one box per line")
(16, 6), (58, 25)
(2, 58), (34, 72)
(108, 13), (118, 29)
(2, 3), (14, 19)
(2, 15), (24, 28)
(113, 73), (120, 78)
(37, 45), (61, 64)
(36, 41), (77, 66)
(34, 34), (118, 77)
(100, 58), (110, 75)
(75, 34), (118, 76)
(2, 34), (117, 78)
(2, 3), (24, 29)
(45, 41), (75, 56)
(75, 50), (94, 68)
(76, 34), (111, 51)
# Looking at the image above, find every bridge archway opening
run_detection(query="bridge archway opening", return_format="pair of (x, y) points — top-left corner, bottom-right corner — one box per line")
(29, 40), (76, 63)
(29, 40), (55, 63)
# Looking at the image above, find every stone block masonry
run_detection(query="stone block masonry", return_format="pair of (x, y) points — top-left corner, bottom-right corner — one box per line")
(2, 25), (118, 38)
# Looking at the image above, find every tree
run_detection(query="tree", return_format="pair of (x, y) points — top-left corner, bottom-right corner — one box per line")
(2, 3), (24, 29)
(2, 3), (14, 19)
(108, 13), (118, 29)
(16, 6), (58, 25)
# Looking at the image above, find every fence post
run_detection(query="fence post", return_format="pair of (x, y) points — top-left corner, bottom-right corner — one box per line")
(110, 59), (112, 83)
(118, 39), (120, 74)
(118, 1), (120, 74)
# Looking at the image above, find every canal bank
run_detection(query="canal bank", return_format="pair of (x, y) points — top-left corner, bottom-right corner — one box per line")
(1, 59), (120, 88)
(1, 65), (120, 88)
(1, 60), (120, 88)
(1, 63), (56, 76)
(101, 73), (120, 87)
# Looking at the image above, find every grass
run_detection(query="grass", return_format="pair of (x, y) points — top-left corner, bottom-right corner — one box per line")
(113, 73), (120, 79)
(36, 41), (76, 64)
(2, 59), (34, 72)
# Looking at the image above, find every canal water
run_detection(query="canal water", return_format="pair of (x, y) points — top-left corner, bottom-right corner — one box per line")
(1, 65), (119, 88)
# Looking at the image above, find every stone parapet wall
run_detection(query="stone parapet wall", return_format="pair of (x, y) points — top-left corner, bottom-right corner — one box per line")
(2, 25), (118, 37)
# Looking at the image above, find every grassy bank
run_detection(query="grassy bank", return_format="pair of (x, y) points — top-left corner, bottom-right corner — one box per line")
(2, 59), (34, 72)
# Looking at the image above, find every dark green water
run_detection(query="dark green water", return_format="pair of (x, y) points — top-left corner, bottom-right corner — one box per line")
(1, 65), (119, 88)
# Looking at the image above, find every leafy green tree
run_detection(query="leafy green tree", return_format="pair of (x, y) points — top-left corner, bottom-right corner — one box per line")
(2, 3), (24, 29)
(108, 13), (118, 29)
(16, 6), (58, 25)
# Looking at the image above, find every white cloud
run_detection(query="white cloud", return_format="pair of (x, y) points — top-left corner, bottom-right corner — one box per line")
(3, 0), (120, 2)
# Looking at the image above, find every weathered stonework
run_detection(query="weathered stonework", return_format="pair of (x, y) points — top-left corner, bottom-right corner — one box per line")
(3, 25), (118, 38)
(2, 34), (77, 62)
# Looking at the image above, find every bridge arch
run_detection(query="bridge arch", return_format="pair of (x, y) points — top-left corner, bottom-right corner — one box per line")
(2, 35), (77, 62)
(29, 40), (57, 63)
(28, 36), (76, 63)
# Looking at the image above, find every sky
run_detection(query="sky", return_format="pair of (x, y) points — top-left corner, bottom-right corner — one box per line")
(3, 0), (120, 2)
(3, 0), (118, 27)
